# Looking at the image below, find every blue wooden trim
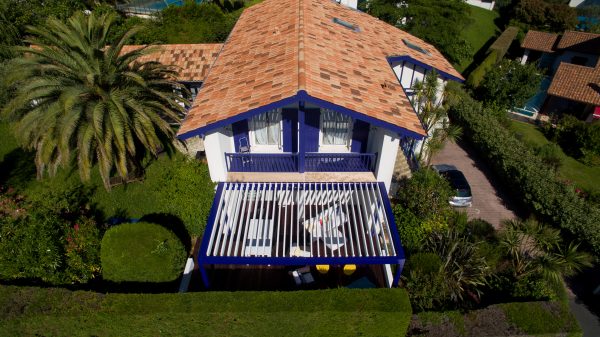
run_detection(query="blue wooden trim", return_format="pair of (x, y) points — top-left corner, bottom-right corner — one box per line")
(178, 95), (299, 140)
(409, 63), (416, 89)
(393, 259), (404, 287)
(199, 263), (210, 288)
(399, 60), (405, 83)
(378, 182), (405, 261)
(298, 102), (306, 172)
(351, 119), (370, 153)
(298, 90), (425, 140)
(387, 55), (465, 83)
(199, 182), (225, 259)
(201, 256), (401, 265)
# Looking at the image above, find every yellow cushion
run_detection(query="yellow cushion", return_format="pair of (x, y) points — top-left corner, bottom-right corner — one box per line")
(343, 264), (356, 275)
(316, 264), (330, 274)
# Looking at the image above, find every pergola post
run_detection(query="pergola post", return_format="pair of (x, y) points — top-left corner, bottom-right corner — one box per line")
(393, 259), (405, 287)
(199, 260), (210, 289)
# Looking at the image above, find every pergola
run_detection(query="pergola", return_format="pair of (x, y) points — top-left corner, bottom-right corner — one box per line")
(197, 182), (405, 288)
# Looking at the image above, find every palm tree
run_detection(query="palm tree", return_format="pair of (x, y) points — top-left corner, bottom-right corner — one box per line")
(2, 12), (189, 189)
(499, 219), (592, 287)
(411, 70), (462, 165)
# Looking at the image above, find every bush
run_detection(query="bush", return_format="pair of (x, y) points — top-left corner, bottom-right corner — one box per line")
(448, 87), (600, 257)
(488, 26), (519, 62)
(0, 185), (101, 285)
(409, 301), (581, 337)
(101, 222), (186, 283)
(466, 50), (498, 88)
(556, 115), (600, 163)
(396, 168), (453, 220)
(0, 286), (413, 336)
(466, 218), (495, 240)
(535, 143), (562, 171)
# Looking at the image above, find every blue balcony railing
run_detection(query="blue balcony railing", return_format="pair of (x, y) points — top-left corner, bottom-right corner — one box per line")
(225, 152), (376, 173)
(226, 153), (298, 172)
(305, 153), (376, 172)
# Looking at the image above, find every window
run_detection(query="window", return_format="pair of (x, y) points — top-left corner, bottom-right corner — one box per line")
(250, 109), (282, 147)
(402, 39), (430, 56)
(333, 18), (359, 32)
(321, 109), (352, 147)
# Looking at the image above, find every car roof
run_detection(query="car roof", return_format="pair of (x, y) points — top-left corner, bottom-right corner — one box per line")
(443, 170), (471, 189)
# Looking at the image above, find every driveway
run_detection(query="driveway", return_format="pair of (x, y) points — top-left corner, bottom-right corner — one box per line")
(431, 141), (520, 228)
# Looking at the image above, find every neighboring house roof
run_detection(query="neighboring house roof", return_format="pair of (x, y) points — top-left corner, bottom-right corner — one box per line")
(522, 30), (600, 54)
(522, 31), (559, 53)
(120, 44), (223, 82)
(556, 31), (600, 54)
(548, 63), (600, 106)
(177, 0), (463, 139)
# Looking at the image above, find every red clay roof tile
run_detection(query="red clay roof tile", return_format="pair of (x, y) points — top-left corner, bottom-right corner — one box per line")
(522, 31), (559, 53)
(178, 0), (463, 137)
(548, 63), (600, 106)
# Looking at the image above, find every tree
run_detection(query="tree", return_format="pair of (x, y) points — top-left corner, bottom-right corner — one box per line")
(476, 59), (543, 111)
(412, 71), (462, 165)
(396, 167), (454, 220)
(499, 219), (592, 287)
(365, 0), (472, 64)
(514, 0), (577, 32)
(2, 12), (189, 189)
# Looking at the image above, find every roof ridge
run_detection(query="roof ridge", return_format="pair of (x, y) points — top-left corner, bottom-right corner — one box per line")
(297, 0), (306, 91)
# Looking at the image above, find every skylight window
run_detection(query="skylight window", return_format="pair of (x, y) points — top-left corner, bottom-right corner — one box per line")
(333, 18), (359, 32)
(403, 39), (430, 55)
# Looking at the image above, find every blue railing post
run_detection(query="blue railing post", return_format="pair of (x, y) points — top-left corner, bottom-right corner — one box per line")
(298, 103), (306, 173)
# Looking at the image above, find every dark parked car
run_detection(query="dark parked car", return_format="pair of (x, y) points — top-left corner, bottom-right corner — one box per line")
(433, 164), (472, 207)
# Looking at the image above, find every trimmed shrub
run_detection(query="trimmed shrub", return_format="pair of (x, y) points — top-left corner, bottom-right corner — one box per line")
(396, 168), (454, 220)
(0, 286), (413, 336)
(488, 26), (519, 61)
(409, 301), (581, 337)
(101, 222), (186, 283)
(448, 88), (600, 257)
(466, 50), (498, 87)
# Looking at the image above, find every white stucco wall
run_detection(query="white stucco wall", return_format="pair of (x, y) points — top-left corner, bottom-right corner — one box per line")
(465, 0), (495, 10)
(569, 0), (586, 7)
(204, 127), (234, 182)
(367, 127), (399, 193)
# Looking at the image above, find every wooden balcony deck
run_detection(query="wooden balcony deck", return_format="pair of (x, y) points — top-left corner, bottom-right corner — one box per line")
(227, 171), (376, 182)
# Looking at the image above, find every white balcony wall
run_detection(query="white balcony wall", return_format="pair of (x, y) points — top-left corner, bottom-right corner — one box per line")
(204, 127), (234, 182)
(367, 126), (399, 193)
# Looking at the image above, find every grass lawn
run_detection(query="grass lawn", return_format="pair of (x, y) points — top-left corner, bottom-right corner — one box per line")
(456, 5), (500, 73)
(0, 285), (412, 336)
(0, 121), (215, 237)
(510, 120), (600, 194)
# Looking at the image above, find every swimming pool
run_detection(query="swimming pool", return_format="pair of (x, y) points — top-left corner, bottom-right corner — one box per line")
(513, 76), (551, 117)
(118, 0), (203, 14)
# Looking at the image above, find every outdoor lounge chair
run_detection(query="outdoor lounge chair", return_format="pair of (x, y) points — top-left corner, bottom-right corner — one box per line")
(290, 266), (314, 285)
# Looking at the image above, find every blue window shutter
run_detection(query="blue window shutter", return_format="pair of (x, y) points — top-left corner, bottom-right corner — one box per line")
(351, 120), (370, 153)
(304, 108), (320, 152)
(282, 108), (298, 153)
(232, 120), (249, 152)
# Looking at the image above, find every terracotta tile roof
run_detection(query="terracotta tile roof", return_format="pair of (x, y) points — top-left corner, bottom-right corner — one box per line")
(556, 31), (600, 54)
(548, 63), (600, 106)
(120, 44), (223, 82)
(178, 0), (463, 138)
(522, 31), (559, 53)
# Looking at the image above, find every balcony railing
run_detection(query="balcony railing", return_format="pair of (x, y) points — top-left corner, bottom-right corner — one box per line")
(305, 153), (376, 172)
(225, 152), (376, 173)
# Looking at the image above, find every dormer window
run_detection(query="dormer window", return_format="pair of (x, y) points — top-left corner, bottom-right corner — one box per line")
(333, 18), (359, 32)
(403, 39), (430, 56)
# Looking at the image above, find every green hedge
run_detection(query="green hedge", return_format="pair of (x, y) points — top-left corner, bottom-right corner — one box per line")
(0, 286), (412, 336)
(466, 50), (498, 87)
(101, 222), (187, 282)
(411, 301), (581, 336)
(448, 90), (600, 257)
(488, 26), (519, 61)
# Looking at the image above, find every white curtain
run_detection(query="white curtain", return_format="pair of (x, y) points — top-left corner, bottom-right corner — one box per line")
(252, 110), (281, 146)
(322, 109), (351, 146)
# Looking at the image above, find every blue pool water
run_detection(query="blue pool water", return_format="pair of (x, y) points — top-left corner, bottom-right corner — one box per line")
(513, 76), (551, 117)
(119, 0), (203, 14)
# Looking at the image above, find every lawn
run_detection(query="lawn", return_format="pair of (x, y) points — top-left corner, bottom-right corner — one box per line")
(0, 285), (412, 336)
(456, 5), (500, 73)
(0, 121), (215, 237)
(510, 120), (600, 194)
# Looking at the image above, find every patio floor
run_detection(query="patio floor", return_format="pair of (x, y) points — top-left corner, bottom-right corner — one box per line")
(191, 264), (388, 291)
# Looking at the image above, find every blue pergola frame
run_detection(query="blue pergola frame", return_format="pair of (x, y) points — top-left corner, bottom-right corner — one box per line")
(197, 182), (406, 288)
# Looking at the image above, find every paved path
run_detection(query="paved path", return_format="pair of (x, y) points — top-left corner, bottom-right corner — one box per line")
(431, 141), (520, 228)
